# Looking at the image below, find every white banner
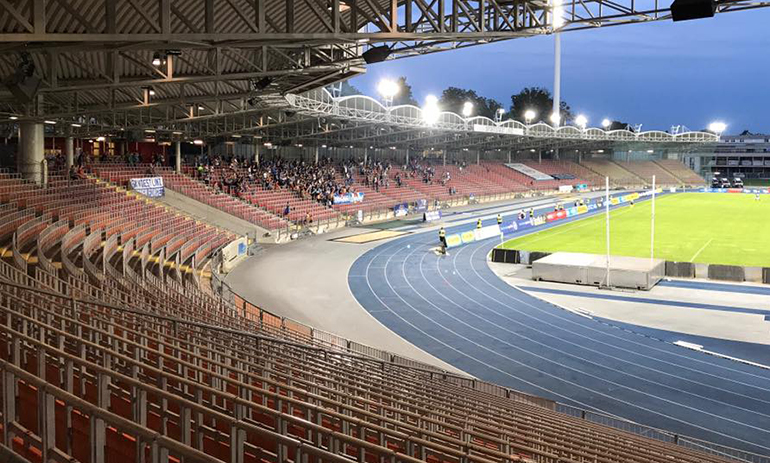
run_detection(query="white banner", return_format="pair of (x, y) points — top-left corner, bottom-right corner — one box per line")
(473, 124), (524, 136)
(474, 224), (501, 241)
(505, 163), (553, 181)
(130, 177), (165, 197)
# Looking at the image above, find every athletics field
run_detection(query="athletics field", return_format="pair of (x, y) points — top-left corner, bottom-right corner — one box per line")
(499, 193), (770, 267)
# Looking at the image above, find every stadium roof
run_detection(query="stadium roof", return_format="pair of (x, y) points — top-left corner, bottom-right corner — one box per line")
(0, 0), (767, 131)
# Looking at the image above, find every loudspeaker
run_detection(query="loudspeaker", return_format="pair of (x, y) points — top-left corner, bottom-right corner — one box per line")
(671, 0), (715, 21)
(362, 46), (391, 64)
(6, 75), (41, 103)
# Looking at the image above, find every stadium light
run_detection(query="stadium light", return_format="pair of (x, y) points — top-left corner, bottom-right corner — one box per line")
(549, 112), (561, 127)
(151, 52), (162, 67)
(462, 101), (474, 117)
(575, 114), (588, 129)
(552, 0), (565, 29)
(602, 118), (611, 129)
(524, 110), (536, 124)
(708, 121), (727, 134)
(423, 94), (440, 125)
(377, 79), (399, 106)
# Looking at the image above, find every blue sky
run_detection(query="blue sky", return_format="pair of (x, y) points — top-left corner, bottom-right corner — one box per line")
(350, 10), (770, 133)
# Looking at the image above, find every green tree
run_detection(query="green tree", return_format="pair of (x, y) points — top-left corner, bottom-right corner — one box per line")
(509, 87), (573, 123)
(392, 76), (418, 106)
(439, 87), (503, 119)
(608, 120), (630, 131)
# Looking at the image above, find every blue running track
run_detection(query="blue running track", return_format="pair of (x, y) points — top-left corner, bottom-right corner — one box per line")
(348, 206), (770, 458)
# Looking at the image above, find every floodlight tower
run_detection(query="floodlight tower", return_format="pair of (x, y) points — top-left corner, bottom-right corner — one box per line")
(602, 119), (611, 129)
(378, 79), (399, 107)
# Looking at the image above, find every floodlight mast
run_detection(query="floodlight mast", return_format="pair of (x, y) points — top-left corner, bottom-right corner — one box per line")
(605, 176), (611, 289)
(552, 0), (564, 128)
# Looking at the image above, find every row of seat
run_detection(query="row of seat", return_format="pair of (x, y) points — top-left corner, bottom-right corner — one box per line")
(0, 164), (743, 463)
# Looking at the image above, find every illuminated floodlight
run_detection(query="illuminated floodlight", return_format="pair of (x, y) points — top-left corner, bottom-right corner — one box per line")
(549, 112), (561, 126)
(193, 139), (204, 145)
(152, 52), (162, 67)
(378, 79), (399, 99)
(524, 110), (536, 124)
(602, 118), (611, 129)
(708, 121), (727, 134)
(96, 136), (106, 142)
(575, 114), (588, 129)
(423, 95), (440, 124)
(462, 101), (473, 117)
(552, 0), (565, 28)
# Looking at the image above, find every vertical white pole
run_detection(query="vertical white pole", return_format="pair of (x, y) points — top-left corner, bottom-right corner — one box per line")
(553, 33), (561, 124)
(605, 176), (611, 288)
(651, 175), (656, 264)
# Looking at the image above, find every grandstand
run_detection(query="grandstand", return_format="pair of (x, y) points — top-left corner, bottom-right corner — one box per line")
(0, 172), (747, 463)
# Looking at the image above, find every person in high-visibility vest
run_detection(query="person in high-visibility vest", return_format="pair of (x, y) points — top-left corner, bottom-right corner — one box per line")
(476, 219), (483, 229)
(497, 214), (503, 225)
(438, 227), (447, 253)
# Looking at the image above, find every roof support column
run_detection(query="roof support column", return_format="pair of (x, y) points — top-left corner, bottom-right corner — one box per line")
(314, 146), (319, 165)
(175, 141), (182, 173)
(65, 135), (74, 169)
(18, 121), (45, 184)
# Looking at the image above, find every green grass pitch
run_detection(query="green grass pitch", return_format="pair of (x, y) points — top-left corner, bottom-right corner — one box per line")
(499, 193), (770, 267)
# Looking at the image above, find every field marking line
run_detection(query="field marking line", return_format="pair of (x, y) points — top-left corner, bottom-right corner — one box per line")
(690, 238), (714, 263)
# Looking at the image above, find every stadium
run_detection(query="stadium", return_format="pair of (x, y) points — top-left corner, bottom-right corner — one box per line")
(0, 1), (769, 463)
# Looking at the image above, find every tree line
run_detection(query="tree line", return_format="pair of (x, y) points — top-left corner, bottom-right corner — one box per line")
(338, 77), (629, 129)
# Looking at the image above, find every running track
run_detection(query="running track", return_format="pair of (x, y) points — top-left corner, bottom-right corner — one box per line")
(348, 205), (770, 458)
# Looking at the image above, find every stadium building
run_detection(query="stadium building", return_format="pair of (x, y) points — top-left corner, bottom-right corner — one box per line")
(0, 1), (769, 463)
(694, 134), (770, 183)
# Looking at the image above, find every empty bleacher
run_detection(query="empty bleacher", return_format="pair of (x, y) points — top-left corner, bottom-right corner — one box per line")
(580, 160), (644, 187)
(615, 161), (681, 186)
(0, 164), (753, 463)
(655, 159), (706, 185)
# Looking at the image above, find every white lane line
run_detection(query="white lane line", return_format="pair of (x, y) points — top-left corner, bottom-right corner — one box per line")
(690, 238), (714, 263)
